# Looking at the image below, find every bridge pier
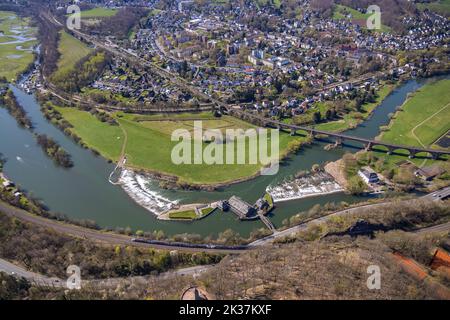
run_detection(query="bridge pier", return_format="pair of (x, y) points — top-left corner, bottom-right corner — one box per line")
(334, 137), (342, 147)
(430, 152), (440, 160)
(365, 142), (373, 151)
(409, 150), (417, 159)
(290, 128), (296, 136)
(386, 146), (395, 155)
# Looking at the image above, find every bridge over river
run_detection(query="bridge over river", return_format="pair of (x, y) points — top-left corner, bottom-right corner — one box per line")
(226, 108), (450, 160)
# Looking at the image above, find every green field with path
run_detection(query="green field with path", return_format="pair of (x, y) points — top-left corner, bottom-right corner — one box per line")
(54, 108), (304, 185)
(380, 79), (450, 149)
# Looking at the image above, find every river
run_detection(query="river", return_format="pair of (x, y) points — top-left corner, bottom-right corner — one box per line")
(0, 76), (444, 237)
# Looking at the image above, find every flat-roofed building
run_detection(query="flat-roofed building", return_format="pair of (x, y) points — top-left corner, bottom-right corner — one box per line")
(228, 196), (256, 219)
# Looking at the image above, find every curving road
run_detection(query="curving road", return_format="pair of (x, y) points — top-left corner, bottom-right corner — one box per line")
(1, 187), (448, 253)
(0, 256), (214, 289)
(1, 187), (448, 288)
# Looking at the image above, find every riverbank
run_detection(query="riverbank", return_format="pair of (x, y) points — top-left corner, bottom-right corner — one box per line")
(49, 104), (308, 188)
(1, 74), (442, 238)
(315, 83), (397, 133)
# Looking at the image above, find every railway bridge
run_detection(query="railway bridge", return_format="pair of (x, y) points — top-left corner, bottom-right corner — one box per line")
(226, 108), (450, 160)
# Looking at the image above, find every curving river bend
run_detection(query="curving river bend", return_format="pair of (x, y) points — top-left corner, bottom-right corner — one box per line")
(0, 76), (444, 237)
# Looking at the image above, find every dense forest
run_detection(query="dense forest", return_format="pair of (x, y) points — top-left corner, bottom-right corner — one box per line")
(34, 13), (61, 78)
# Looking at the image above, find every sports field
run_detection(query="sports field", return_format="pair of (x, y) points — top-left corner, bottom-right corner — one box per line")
(79, 8), (118, 18)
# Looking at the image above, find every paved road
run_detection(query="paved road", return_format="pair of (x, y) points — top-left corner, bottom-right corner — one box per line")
(1, 187), (448, 288)
(0, 201), (238, 254)
(0, 258), (64, 287)
(249, 187), (450, 246)
(422, 187), (450, 201)
(1, 187), (449, 253)
(0, 257), (214, 289)
(414, 221), (450, 234)
(248, 202), (393, 246)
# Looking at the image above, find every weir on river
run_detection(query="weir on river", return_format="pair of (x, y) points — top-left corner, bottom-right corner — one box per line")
(0, 76), (447, 237)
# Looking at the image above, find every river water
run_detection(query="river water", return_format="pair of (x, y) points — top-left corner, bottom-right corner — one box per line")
(0, 76), (444, 237)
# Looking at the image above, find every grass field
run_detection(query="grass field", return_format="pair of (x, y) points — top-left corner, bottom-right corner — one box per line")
(370, 79), (450, 170)
(54, 107), (304, 185)
(316, 84), (395, 132)
(79, 8), (118, 18)
(380, 79), (450, 148)
(53, 106), (124, 160)
(417, 0), (450, 16)
(0, 11), (37, 81)
(53, 30), (92, 78)
(332, 4), (391, 32)
(168, 210), (197, 220)
(199, 207), (215, 218)
(67, 7), (118, 19)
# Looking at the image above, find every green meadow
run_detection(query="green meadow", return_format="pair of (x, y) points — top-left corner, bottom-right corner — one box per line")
(52, 30), (92, 79)
(380, 79), (450, 149)
(79, 8), (118, 18)
(54, 107), (305, 185)
(370, 79), (450, 169)
(0, 11), (37, 81)
(417, 0), (450, 16)
(67, 7), (118, 19)
(333, 4), (391, 33)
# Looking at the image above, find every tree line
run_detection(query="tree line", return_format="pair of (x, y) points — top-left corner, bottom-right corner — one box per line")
(36, 134), (73, 168)
(0, 89), (33, 129)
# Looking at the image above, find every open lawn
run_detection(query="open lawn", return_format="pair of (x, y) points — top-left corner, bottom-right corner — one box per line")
(53, 30), (92, 79)
(68, 7), (118, 19)
(55, 107), (305, 185)
(0, 11), (37, 81)
(199, 207), (215, 218)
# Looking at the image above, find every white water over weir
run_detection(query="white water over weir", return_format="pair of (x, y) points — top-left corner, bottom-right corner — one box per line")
(118, 170), (178, 216)
(267, 172), (343, 203)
